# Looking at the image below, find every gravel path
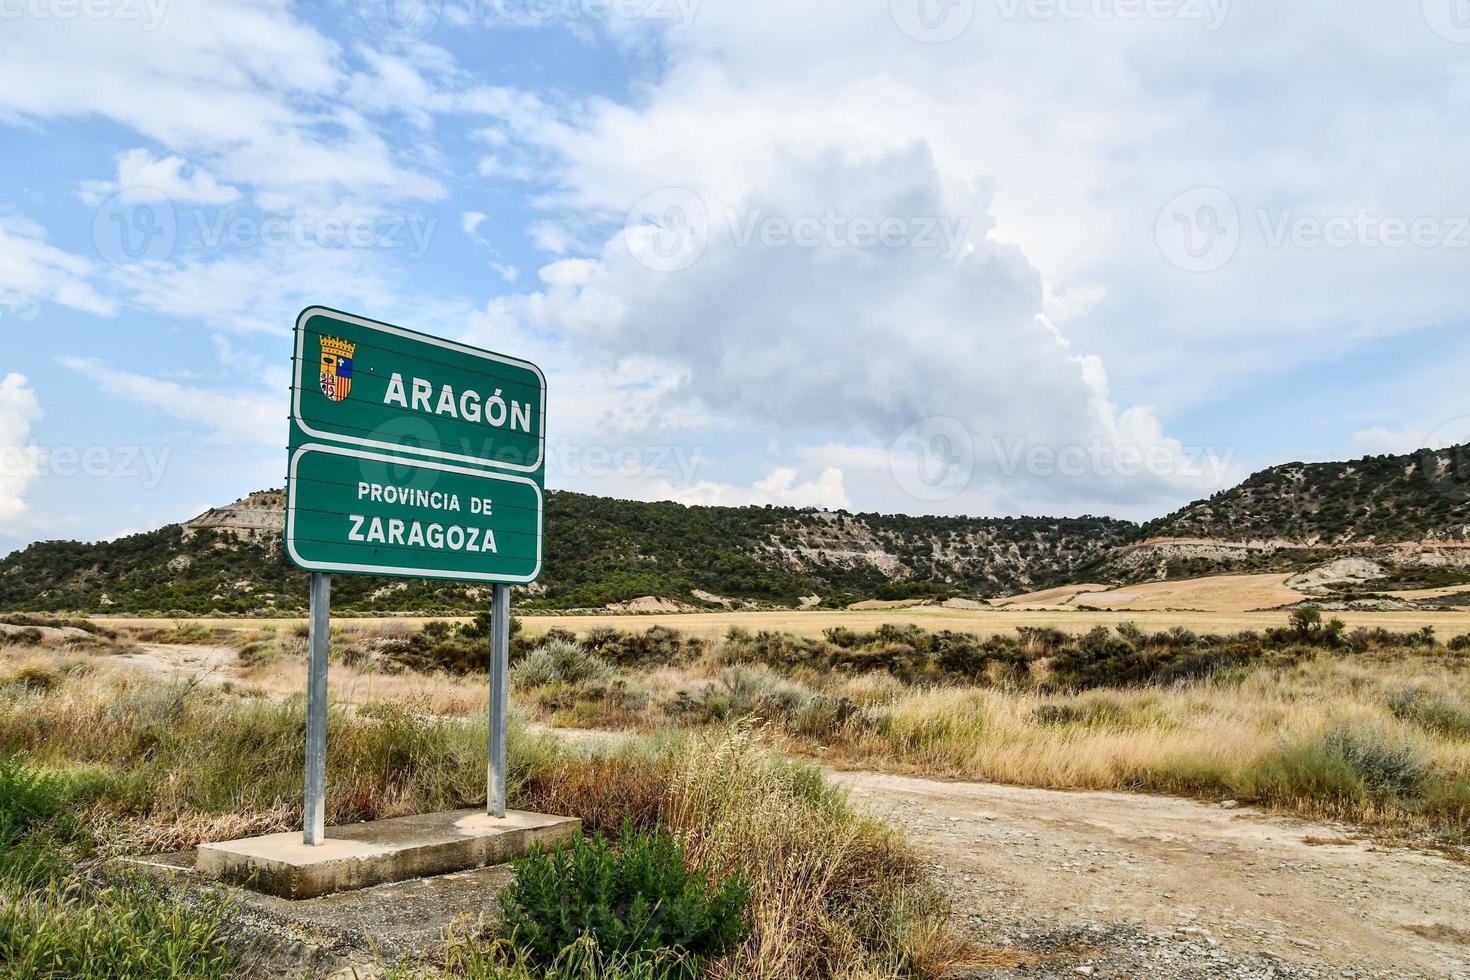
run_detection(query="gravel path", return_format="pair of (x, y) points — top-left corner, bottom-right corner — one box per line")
(833, 770), (1470, 978)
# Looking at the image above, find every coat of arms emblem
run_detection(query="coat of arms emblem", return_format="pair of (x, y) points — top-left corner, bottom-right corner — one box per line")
(319, 337), (355, 403)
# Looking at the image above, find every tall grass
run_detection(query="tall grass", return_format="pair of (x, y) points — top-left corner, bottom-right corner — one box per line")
(516, 730), (956, 980)
(0, 670), (547, 851)
(0, 660), (952, 979)
(826, 656), (1470, 839)
(0, 757), (239, 979)
(0, 876), (237, 979)
(498, 626), (1470, 843)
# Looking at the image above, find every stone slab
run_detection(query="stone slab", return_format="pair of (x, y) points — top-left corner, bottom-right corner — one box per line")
(196, 809), (578, 899)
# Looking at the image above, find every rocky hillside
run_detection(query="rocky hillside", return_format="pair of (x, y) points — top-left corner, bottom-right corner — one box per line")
(1144, 446), (1470, 545)
(0, 491), (1134, 615)
(1092, 445), (1470, 584)
(3, 444), (1467, 615)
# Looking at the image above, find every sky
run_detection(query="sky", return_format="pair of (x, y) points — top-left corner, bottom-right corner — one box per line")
(1, 0), (1469, 557)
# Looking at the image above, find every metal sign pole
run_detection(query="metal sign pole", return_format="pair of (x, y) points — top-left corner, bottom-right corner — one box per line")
(304, 572), (331, 845)
(488, 583), (510, 818)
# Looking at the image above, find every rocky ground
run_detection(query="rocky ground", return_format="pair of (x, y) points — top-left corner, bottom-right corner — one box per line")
(834, 771), (1470, 979)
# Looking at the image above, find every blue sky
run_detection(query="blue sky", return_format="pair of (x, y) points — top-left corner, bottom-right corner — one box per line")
(2, 0), (1468, 557)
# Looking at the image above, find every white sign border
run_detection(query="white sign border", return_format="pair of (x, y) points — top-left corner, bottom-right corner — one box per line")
(285, 442), (544, 584)
(292, 306), (547, 475)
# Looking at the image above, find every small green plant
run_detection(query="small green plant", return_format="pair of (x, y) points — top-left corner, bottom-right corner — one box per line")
(0, 875), (236, 979)
(497, 824), (750, 978)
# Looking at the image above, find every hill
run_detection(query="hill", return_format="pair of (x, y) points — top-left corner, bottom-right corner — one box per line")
(3, 444), (1467, 615)
(1145, 446), (1470, 544)
(0, 491), (1135, 615)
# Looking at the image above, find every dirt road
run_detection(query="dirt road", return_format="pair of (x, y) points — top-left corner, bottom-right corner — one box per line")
(834, 770), (1469, 978)
(112, 643), (240, 684)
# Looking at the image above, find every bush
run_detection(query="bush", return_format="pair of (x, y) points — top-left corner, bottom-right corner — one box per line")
(516, 731), (955, 979)
(497, 824), (750, 978)
(1386, 688), (1470, 739)
(0, 661), (61, 691)
(1050, 627), (1150, 689)
(1319, 727), (1426, 797)
(582, 627), (701, 668)
(514, 640), (615, 688)
(0, 627), (44, 648)
(1245, 726), (1428, 806)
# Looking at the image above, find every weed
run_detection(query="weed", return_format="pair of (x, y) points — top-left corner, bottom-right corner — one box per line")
(498, 824), (749, 978)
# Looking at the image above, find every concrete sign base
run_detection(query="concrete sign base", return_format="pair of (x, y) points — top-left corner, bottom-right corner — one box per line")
(198, 809), (579, 899)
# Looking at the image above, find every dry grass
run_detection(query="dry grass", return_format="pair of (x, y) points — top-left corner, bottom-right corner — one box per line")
(497, 630), (1470, 844)
(517, 729), (959, 980)
(240, 654), (489, 717)
(1071, 573), (1310, 612)
(811, 655), (1470, 838)
(0, 654), (954, 980)
(97, 606), (1470, 642)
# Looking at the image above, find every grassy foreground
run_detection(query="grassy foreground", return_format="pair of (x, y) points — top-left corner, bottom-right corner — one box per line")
(492, 617), (1470, 848)
(0, 652), (953, 979)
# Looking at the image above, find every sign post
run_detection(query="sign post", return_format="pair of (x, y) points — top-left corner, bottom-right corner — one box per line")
(488, 583), (510, 818)
(286, 307), (545, 844)
(304, 572), (330, 845)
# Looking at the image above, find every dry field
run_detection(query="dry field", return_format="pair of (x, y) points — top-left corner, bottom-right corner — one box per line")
(100, 605), (1470, 642)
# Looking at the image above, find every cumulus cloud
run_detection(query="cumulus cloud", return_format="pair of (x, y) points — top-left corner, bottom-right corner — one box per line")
(515, 133), (1216, 514)
(470, 0), (1470, 512)
(0, 374), (42, 521)
(77, 148), (242, 207)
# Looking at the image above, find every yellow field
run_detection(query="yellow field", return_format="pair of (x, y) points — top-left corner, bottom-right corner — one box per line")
(97, 605), (1470, 641)
(1071, 573), (1311, 612)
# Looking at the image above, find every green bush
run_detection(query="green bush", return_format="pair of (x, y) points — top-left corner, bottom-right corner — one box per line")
(514, 639), (615, 688)
(1320, 727), (1427, 797)
(1386, 688), (1470, 739)
(497, 824), (750, 978)
(1244, 726), (1428, 806)
(582, 627), (700, 668)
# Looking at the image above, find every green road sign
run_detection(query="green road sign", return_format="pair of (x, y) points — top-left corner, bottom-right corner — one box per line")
(291, 307), (545, 474)
(286, 307), (545, 583)
(286, 444), (543, 583)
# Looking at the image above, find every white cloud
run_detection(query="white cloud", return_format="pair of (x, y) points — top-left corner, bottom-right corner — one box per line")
(0, 216), (115, 318)
(466, 3), (1468, 463)
(515, 138), (1213, 514)
(78, 148), (242, 207)
(0, 1), (444, 210)
(662, 467), (850, 510)
(1352, 427), (1428, 457)
(1354, 418), (1470, 457)
(0, 374), (43, 521)
(463, 210), (488, 235)
(57, 356), (281, 447)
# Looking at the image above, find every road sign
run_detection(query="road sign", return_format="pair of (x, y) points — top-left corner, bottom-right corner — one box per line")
(286, 443), (543, 583)
(291, 306), (545, 475)
(286, 307), (545, 584)
(284, 307), (545, 843)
